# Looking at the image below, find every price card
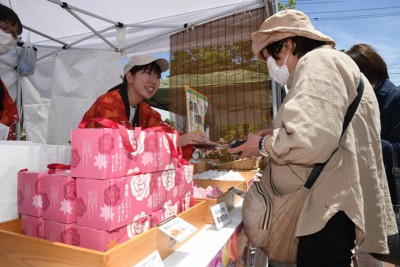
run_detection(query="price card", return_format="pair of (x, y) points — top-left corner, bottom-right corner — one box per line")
(158, 216), (197, 242)
(133, 250), (164, 267)
(210, 202), (231, 229)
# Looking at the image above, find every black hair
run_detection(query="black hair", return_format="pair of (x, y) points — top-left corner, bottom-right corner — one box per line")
(0, 4), (22, 35)
(266, 36), (326, 60)
(108, 61), (162, 93)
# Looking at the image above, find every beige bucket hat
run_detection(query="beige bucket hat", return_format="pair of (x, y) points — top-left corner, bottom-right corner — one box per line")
(252, 10), (335, 62)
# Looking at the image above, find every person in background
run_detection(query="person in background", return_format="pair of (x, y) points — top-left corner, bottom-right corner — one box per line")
(346, 43), (400, 267)
(82, 54), (205, 160)
(0, 4), (22, 140)
(228, 10), (397, 266)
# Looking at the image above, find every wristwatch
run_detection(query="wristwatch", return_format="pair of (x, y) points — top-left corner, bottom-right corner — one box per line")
(259, 135), (271, 157)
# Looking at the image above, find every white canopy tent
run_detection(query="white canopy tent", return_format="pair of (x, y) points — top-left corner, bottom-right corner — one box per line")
(0, 0), (272, 145)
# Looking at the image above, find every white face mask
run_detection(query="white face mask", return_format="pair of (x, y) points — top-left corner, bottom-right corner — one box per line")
(267, 54), (290, 85)
(0, 30), (16, 55)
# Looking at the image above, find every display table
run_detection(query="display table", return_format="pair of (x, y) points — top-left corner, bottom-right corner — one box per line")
(163, 202), (244, 267)
(0, 141), (70, 222)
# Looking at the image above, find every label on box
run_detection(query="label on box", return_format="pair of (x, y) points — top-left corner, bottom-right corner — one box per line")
(133, 250), (164, 267)
(211, 202), (231, 229)
(158, 216), (197, 242)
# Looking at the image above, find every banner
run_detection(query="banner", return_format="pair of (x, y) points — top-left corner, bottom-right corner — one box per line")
(185, 85), (208, 135)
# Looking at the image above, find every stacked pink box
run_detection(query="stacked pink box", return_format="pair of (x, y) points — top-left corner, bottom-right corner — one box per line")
(75, 168), (191, 231)
(17, 170), (47, 217)
(42, 172), (77, 223)
(70, 127), (179, 179)
(21, 214), (44, 239)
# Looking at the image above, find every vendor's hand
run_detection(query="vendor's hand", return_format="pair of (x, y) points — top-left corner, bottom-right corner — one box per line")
(228, 133), (261, 158)
(179, 132), (206, 146)
(259, 128), (273, 137)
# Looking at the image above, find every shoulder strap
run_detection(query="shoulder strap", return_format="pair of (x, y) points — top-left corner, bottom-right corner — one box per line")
(304, 77), (364, 189)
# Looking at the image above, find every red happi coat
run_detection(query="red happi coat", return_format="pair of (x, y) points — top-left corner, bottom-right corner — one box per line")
(0, 81), (19, 140)
(82, 89), (194, 160)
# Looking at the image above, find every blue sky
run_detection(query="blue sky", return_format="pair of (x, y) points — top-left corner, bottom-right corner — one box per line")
(294, 0), (400, 85)
(154, 0), (400, 85)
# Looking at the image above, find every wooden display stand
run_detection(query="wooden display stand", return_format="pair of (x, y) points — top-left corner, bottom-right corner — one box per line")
(0, 200), (207, 267)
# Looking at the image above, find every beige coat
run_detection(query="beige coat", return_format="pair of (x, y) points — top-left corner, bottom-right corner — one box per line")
(268, 45), (397, 253)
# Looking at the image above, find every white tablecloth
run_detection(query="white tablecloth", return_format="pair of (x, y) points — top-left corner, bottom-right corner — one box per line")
(0, 141), (70, 222)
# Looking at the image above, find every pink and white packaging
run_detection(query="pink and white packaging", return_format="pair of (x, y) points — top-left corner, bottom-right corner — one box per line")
(17, 170), (47, 217)
(161, 164), (194, 205)
(71, 223), (132, 251)
(21, 214), (44, 239)
(42, 172), (77, 224)
(70, 126), (178, 179)
(150, 201), (181, 227)
(43, 219), (76, 245)
(76, 172), (168, 231)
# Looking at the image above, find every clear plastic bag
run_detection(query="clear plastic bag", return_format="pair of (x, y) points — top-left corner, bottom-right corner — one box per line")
(15, 35), (37, 76)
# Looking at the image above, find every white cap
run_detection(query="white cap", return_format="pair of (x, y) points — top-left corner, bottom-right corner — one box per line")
(123, 55), (169, 74)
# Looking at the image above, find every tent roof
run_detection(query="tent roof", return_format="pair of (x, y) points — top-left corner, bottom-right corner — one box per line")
(3, 0), (266, 59)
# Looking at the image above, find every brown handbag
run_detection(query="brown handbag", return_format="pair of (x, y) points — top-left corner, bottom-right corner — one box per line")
(242, 78), (364, 263)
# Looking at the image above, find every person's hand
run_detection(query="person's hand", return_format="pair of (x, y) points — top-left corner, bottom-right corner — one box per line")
(179, 132), (206, 146)
(228, 133), (261, 158)
(228, 129), (273, 158)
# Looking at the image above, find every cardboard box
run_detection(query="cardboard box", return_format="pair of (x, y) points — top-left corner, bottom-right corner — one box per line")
(20, 214), (44, 239)
(42, 172), (77, 223)
(194, 179), (246, 224)
(17, 170), (47, 217)
(70, 127), (178, 179)
(76, 172), (167, 231)
(0, 200), (207, 267)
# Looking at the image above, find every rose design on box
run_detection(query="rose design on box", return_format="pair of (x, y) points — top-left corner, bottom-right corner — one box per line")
(63, 180), (77, 201)
(184, 166), (193, 183)
(17, 189), (23, 205)
(76, 197), (86, 217)
(41, 193), (49, 211)
(130, 173), (151, 201)
(162, 165), (176, 191)
(70, 149), (81, 168)
(127, 211), (150, 238)
(35, 177), (43, 194)
(127, 130), (145, 156)
(144, 134), (157, 152)
(104, 184), (121, 206)
(36, 221), (44, 239)
(98, 133), (114, 154)
(61, 228), (80, 246)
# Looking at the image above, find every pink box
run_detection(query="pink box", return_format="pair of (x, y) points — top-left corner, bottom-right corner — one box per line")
(76, 172), (168, 230)
(70, 127), (178, 179)
(18, 170), (47, 217)
(42, 172), (77, 224)
(161, 164), (194, 206)
(70, 223), (133, 251)
(21, 214), (44, 239)
(43, 219), (75, 244)
(150, 201), (180, 227)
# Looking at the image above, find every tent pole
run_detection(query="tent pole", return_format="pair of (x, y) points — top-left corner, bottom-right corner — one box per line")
(121, 0), (264, 51)
(47, 0), (119, 25)
(15, 75), (21, 141)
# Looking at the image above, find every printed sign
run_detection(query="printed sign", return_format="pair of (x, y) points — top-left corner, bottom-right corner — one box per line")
(210, 202), (231, 230)
(133, 250), (164, 267)
(185, 85), (208, 134)
(158, 216), (197, 242)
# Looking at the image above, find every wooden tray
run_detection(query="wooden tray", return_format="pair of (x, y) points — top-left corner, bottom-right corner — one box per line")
(0, 200), (207, 267)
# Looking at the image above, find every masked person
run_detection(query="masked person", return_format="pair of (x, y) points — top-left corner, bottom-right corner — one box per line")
(82, 55), (205, 160)
(229, 10), (397, 266)
(0, 4), (22, 140)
